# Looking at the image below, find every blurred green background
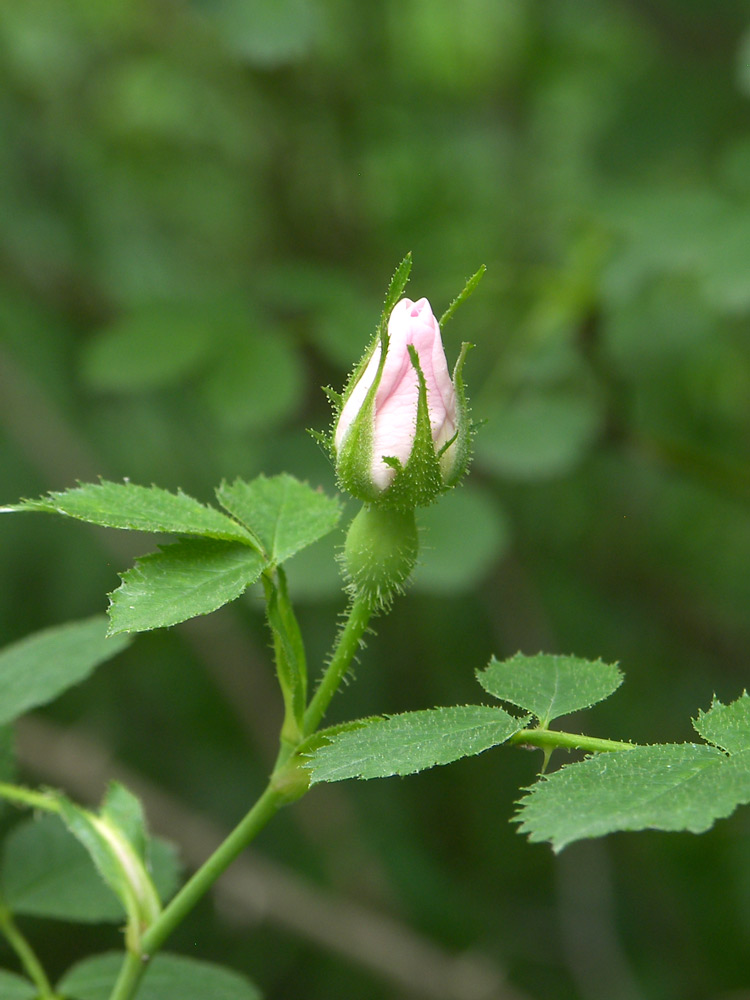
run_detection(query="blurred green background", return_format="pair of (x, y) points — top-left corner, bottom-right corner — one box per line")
(1, 1), (750, 998)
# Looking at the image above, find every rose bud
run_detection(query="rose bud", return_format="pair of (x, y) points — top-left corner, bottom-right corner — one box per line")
(331, 297), (472, 511)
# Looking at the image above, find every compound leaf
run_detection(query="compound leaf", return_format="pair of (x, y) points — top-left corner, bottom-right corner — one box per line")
(2, 813), (179, 923)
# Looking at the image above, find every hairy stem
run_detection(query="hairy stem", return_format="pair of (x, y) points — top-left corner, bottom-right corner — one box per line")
(303, 595), (373, 736)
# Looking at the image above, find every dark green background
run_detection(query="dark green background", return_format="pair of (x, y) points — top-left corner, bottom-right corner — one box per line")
(1, 1), (749, 998)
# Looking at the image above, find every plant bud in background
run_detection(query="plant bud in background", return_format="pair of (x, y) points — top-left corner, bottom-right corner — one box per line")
(332, 297), (472, 510)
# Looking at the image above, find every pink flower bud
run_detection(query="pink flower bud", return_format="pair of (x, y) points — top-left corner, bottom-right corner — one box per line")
(335, 297), (459, 494)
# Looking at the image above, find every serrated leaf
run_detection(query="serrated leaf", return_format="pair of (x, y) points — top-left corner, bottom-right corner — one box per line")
(515, 743), (750, 852)
(0, 617), (130, 726)
(478, 653), (623, 725)
(216, 474), (341, 565)
(58, 951), (262, 1000)
(0, 970), (37, 1000)
(2, 814), (180, 924)
(305, 705), (527, 782)
(7, 481), (257, 546)
(693, 692), (750, 753)
(108, 539), (265, 633)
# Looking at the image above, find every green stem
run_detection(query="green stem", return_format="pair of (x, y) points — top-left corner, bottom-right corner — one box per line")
(108, 950), (147, 1000)
(509, 727), (634, 755)
(143, 784), (284, 955)
(108, 784), (286, 1000)
(0, 783), (61, 813)
(0, 901), (56, 999)
(303, 595), (373, 736)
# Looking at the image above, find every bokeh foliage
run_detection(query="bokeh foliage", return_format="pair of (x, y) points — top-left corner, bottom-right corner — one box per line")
(1, 1), (750, 998)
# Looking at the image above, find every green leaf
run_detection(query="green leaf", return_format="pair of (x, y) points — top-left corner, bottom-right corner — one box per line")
(478, 653), (623, 725)
(6, 481), (257, 546)
(201, 331), (304, 432)
(108, 539), (265, 634)
(0, 617), (130, 726)
(2, 814), (180, 923)
(413, 485), (510, 594)
(206, 0), (318, 69)
(216, 474), (341, 565)
(305, 705), (527, 782)
(55, 784), (162, 936)
(0, 726), (15, 782)
(475, 391), (602, 481)
(58, 951), (262, 1000)
(0, 970), (37, 1000)
(515, 742), (750, 852)
(80, 303), (216, 391)
(693, 692), (750, 753)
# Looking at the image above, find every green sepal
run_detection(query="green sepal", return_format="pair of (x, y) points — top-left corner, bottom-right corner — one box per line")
(370, 344), (444, 510)
(324, 252), (412, 467)
(442, 341), (474, 488)
(377, 252), (413, 339)
(333, 328), (390, 503)
(438, 265), (486, 328)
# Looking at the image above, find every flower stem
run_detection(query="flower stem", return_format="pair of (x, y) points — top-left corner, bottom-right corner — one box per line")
(509, 728), (635, 755)
(303, 595), (373, 736)
(0, 899), (56, 999)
